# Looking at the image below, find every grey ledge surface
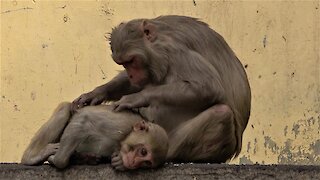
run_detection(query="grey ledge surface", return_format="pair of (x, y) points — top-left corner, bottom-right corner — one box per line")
(1, 163), (320, 180)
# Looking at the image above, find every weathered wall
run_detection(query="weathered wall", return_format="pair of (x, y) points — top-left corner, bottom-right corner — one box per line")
(1, 0), (319, 164)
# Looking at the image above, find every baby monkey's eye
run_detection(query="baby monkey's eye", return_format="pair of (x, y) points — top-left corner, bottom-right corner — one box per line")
(143, 161), (152, 167)
(140, 148), (148, 157)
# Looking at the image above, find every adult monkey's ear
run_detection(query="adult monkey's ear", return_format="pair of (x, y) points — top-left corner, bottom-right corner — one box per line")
(142, 20), (157, 42)
(133, 120), (149, 132)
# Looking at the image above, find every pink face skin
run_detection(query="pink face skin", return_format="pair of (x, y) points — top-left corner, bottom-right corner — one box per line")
(118, 56), (148, 87)
(120, 144), (154, 169)
(119, 121), (156, 170)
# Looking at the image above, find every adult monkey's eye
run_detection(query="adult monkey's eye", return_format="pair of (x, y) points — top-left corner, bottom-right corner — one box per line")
(128, 145), (134, 151)
(140, 148), (148, 157)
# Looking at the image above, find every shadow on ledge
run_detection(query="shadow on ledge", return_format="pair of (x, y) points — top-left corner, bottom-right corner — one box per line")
(1, 163), (320, 180)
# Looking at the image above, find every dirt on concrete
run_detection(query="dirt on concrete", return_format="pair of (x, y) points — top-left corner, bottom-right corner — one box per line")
(1, 163), (320, 180)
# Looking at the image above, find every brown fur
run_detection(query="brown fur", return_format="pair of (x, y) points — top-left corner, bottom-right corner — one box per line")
(73, 15), (251, 162)
(21, 102), (168, 170)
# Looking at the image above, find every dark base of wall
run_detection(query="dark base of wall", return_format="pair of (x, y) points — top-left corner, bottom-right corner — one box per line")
(1, 163), (320, 179)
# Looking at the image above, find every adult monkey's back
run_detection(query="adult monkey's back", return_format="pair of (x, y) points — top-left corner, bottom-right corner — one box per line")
(73, 15), (251, 163)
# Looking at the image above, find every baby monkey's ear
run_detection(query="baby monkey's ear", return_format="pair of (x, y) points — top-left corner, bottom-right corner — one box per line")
(133, 120), (149, 132)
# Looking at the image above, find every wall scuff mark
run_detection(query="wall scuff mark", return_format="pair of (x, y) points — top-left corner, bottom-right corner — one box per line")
(1, 7), (33, 14)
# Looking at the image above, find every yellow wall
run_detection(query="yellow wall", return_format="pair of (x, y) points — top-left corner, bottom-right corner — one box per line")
(1, 0), (319, 164)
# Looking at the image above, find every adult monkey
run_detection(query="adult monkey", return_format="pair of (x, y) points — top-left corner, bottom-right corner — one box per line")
(73, 15), (251, 163)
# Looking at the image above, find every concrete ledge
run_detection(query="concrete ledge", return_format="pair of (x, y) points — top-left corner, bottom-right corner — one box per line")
(1, 163), (320, 180)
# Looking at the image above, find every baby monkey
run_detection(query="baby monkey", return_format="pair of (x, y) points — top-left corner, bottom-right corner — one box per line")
(21, 102), (169, 170)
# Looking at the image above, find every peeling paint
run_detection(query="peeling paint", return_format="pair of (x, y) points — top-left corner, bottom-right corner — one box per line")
(101, 5), (114, 16)
(306, 117), (315, 126)
(30, 91), (36, 101)
(278, 139), (294, 164)
(247, 142), (251, 153)
(264, 136), (279, 154)
(291, 72), (295, 78)
(63, 14), (70, 23)
(42, 44), (48, 49)
(284, 126), (288, 136)
(57, 5), (67, 9)
(253, 138), (257, 154)
(13, 105), (20, 111)
(282, 35), (287, 42)
(310, 140), (320, 156)
(292, 123), (300, 138)
(278, 139), (320, 165)
(239, 156), (254, 164)
(263, 35), (267, 48)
